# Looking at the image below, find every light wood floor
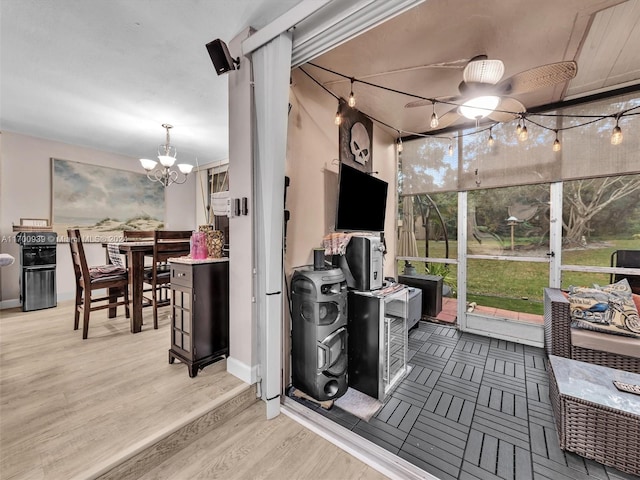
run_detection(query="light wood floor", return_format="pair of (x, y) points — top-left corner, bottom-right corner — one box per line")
(0, 300), (388, 480)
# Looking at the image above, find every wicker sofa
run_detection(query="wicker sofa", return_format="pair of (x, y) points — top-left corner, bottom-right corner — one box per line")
(543, 288), (640, 374)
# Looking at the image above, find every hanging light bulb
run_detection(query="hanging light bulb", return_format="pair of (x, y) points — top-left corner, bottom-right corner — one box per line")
(448, 141), (454, 156)
(611, 116), (623, 145)
(348, 78), (356, 108)
(515, 118), (522, 136)
(334, 102), (342, 125)
(488, 127), (495, 147)
(518, 119), (528, 142)
(430, 101), (439, 129)
(396, 137), (403, 154)
(552, 130), (561, 152)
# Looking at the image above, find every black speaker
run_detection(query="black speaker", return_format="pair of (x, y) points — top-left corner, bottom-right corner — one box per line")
(205, 39), (238, 75)
(291, 267), (348, 401)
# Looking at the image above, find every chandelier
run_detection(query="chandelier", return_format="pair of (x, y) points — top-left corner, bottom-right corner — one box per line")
(139, 124), (193, 187)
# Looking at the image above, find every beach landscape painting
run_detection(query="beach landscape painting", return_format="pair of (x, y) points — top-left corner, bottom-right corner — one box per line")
(52, 158), (165, 242)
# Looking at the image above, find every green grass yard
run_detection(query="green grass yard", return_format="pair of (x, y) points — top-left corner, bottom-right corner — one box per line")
(398, 238), (639, 315)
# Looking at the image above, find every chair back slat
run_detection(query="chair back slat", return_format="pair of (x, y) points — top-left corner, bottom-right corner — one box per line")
(153, 230), (192, 264)
(67, 229), (90, 287)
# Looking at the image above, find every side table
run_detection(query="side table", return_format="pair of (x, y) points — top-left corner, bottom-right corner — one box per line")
(548, 355), (640, 476)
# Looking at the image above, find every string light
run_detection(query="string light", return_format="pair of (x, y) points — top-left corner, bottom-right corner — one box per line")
(518, 118), (529, 142)
(297, 66), (637, 152)
(348, 78), (356, 108)
(552, 130), (561, 152)
(611, 116), (623, 145)
(488, 127), (495, 147)
(430, 101), (439, 129)
(334, 102), (342, 125)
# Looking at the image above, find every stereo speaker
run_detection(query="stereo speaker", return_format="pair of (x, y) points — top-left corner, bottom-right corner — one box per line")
(290, 266), (348, 401)
(205, 39), (238, 75)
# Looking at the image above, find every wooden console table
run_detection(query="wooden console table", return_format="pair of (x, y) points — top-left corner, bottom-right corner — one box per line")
(168, 257), (229, 377)
(548, 355), (640, 476)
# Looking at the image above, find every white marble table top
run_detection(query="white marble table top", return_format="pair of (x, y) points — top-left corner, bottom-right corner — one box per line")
(549, 355), (640, 416)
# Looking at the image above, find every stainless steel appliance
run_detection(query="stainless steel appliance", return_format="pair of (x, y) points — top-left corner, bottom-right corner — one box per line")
(16, 231), (58, 311)
(335, 234), (384, 291)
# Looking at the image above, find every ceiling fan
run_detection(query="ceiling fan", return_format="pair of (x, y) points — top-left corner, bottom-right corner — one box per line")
(405, 55), (578, 129)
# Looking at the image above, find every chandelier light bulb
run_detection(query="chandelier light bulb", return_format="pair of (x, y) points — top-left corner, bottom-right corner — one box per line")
(430, 102), (439, 128)
(611, 124), (623, 145)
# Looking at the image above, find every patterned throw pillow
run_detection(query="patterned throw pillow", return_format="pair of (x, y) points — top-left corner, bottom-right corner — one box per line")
(568, 279), (640, 337)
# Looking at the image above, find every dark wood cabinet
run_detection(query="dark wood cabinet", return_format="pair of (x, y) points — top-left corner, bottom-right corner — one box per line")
(168, 259), (229, 377)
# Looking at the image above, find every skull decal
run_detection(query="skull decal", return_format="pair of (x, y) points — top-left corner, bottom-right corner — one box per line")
(350, 121), (370, 165)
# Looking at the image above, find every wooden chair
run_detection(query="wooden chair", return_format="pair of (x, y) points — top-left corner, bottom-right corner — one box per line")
(67, 229), (130, 339)
(143, 230), (192, 329)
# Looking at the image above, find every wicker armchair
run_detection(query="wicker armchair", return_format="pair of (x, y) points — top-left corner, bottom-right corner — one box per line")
(543, 288), (640, 374)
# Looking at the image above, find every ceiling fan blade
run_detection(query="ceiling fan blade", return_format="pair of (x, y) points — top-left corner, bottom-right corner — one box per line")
(463, 58), (505, 85)
(488, 97), (526, 122)
(404, 94), (459, 109)
(499, 61), (577, 95)
(404, 99), (432, 108)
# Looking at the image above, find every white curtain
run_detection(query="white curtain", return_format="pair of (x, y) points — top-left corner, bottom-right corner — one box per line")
(252, 32), (293, 418)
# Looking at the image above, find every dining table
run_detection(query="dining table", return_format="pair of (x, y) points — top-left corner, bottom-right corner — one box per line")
(103, 240), (156, 334)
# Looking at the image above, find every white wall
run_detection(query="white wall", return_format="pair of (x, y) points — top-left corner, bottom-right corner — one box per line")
(0, 131), (196, 308)
(285, 68), (397, 276)
(225, 28), (258, 384)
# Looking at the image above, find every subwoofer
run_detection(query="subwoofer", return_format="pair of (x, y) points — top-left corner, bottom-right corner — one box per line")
(290, 266), (348, 401)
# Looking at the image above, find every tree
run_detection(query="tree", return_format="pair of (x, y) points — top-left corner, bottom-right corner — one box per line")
(563, 175), (640, 245)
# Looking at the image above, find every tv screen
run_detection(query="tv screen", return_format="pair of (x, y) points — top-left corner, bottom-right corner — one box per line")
(335, 163), (388, 232)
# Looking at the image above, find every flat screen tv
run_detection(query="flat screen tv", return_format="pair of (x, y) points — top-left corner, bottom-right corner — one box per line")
(335, 163), (388, 232)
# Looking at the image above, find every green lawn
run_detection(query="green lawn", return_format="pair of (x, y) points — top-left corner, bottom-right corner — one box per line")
(398, 238), (639, 315)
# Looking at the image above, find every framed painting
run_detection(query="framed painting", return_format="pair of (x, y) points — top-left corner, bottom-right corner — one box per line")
(51, 158), (165, 242)
(339, 104), (373, 173)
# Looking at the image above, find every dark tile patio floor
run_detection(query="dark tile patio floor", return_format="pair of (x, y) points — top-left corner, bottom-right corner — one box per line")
(292, 321), (637, 480)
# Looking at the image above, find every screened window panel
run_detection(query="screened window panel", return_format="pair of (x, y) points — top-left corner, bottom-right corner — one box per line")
(401, 137), (457, 194)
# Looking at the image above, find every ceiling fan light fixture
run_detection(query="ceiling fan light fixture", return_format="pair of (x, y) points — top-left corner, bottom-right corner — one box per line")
(459, 95), (500, 120)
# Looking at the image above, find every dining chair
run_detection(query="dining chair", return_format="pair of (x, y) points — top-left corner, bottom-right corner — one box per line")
(67, 229), (130, 339)
(143, 230), (192, 329)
